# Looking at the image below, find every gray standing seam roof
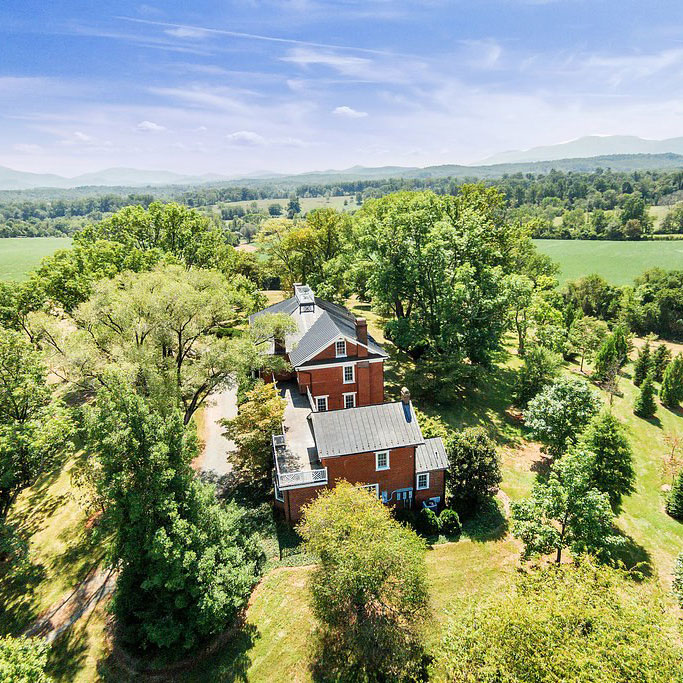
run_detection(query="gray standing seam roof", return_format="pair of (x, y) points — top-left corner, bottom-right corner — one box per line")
(415, 437), (448, 472)
(248, 296), (298, 323)
(311, 401), (425, 458)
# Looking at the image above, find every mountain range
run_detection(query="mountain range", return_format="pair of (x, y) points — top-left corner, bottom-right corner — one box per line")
(3, 136), (683, 191)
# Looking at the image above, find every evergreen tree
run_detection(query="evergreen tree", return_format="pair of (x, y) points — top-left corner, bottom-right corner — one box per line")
(593, 335), (619, 381)
(666, 470), (683, 520)
(579, 411), (635, 512)
(661, 354), (683, 408)
(633, 374), (657, 418)
(612, 325), (629, 367)
(653, 343), (672, 382)
(632, 342), (651, 387)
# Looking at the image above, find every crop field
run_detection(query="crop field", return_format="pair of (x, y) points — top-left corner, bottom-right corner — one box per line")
(534, 238), (683, 285)
(217, 195), (358, 214)
(0, 237), (72, 281)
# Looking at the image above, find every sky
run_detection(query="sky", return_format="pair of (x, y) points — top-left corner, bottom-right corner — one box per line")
(2, 0), (683, 176)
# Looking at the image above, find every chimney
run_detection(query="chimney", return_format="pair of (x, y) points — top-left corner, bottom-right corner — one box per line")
(355, 317), (368, 346)
(400, 387), (412, 422)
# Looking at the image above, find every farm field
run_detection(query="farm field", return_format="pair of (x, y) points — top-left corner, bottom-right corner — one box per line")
(0, 237), (72, 280)
(533, 238), (683, 285)
(218, 195), (357, 214)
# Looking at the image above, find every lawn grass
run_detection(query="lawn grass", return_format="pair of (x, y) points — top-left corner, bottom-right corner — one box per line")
(533, 238), (683, 285)
(0, 237), (72, 281)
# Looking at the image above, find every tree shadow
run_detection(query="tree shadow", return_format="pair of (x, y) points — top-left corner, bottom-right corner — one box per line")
(460, 498), (508, 543)
(609, 528), (654, 581)
(46, 618), (92, 682)
(0, 559), (46, 632)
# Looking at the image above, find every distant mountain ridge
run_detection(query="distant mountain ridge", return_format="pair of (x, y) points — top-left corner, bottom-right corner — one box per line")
(476, 135), (683, 165)
(3, 149), (683, 193)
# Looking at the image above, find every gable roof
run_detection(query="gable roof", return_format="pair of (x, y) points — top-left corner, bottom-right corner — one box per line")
(415, 437), (448, 472)
(311, 401), (424, 458)
(249, 293), (386, 366)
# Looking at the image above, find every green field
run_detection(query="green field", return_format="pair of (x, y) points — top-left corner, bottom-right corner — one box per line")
(534, 239), (683, 285)
(0, 237), (72, 281)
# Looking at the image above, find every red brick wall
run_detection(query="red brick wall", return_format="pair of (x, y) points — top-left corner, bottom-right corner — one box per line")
(414, 470), (446, 507)
(322, 446), (416, 500)
(284, 484), (328, 522)
(296, 361), (384, 410)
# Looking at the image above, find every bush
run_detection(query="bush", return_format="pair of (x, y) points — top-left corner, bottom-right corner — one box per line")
(672, 552), (683, 608)
(0, 636), (51, 682)
(393, 507), (418, 528)
(439, 508), (461, 535)
(418, 507), (441, 535)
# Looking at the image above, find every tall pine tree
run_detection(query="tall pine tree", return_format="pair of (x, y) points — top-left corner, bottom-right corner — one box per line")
(667, 470), (683, 520)
(653, 343), (672, 382)
(661, 354), (683, 408)
(634, 373), (657, 418)
(632, 342), (651, 387)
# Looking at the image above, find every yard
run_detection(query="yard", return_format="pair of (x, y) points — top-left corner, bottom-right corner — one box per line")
(2, 295), (683, 680)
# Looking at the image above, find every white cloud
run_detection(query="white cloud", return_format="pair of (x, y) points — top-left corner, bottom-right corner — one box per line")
(136, 120), (166, 132)
(73, 131), (93, 142)
(164, 27), (210, 39)
(12, 143), (42, 154)
(226, 130), (267, 146)
(332, 105), (368, 118)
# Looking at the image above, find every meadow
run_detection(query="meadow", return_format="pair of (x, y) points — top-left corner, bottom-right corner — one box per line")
(533, 238), (683, 285)
(0, 237), (72, 280)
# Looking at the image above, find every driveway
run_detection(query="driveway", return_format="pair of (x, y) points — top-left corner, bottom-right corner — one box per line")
(197, 384), (238, 478)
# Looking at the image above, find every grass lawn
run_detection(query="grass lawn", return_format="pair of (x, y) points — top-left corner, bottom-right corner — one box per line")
(533, 238), (683, 285)
(0, 237), (72, 281)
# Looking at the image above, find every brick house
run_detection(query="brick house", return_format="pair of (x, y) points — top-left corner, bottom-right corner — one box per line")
(250, 284), (448, 523)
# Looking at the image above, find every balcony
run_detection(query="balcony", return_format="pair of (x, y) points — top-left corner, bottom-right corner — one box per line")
(273, 431), (328, 490)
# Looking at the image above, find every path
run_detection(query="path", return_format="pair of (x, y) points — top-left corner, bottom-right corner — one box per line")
(196, 384), (238, 478)
(25, 567), (117, 644)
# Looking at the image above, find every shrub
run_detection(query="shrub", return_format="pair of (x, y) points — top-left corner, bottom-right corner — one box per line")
(0, 636), (51, 682)
(439, 508), (461, 535)
(673, 552), (683, 607)
(418, 507), (441, 535)
(666, 470), (683, 520)
(393, 507), (418, 528)
(633, 374), (657, 418)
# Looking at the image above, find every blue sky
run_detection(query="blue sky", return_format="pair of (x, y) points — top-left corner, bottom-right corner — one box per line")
(2, 0), (683, 176)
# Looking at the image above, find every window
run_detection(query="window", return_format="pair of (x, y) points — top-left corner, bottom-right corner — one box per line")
(343, 364), (355, 384)
(417, 473), (429, 490)
(335, 340), (346, 357)
(358, 483), (380, 498)
(316, 396), (328, 412)
(343, 392), (356, 409)
(375, 450), (390, 471)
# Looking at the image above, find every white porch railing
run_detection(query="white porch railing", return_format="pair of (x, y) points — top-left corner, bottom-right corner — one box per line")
(272, 429), (327, 490)
(306, 386), (316, 412)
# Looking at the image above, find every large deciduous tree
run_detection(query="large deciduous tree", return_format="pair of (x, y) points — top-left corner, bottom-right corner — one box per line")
(35, 265), (292, 424)
(0, 329), (73, 522)
(524, 376), (601, 458)
(355, 188), (521, 382)
(511, 449), (621, 564)
(515, 344), (562, 407)
(569, 315), (609, 372)
(298, 481), (430, 681)
(86, 380), (264, 653)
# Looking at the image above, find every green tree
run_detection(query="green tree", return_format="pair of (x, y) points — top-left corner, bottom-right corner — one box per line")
(0, 329), (74, 522)
(86, 380), (264, 652)
(434, 560), (683, 682)
(511, 449), (621, 564)
(223, 381), (286, 479)
(356, 188), (521, 382)
(569, 315), (608, 372)
(632, 341), (652, 386)
(652, 342), (672, 381)
(660, 353), (683, 407)
(666, 469), (683, 520)
(298, 481), (430, 681)
(672, 552), (683, 606)
(267, 203), (283, 216)
(579, 411), (635, 512)
(524, 376), (602, 458)
(633, 373), (657, 418)
(0, 636), (51, 682)
(286, 196), (301, 217)
(515, 344), (562, 408)
(35, 266), (291, 424)
(446, 427), (502, 516)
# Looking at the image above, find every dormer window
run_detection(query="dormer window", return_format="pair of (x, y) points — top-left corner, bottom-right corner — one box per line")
(335, 340), (346, 357)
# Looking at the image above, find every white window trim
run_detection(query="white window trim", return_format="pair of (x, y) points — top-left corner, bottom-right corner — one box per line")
(358, 483), (380, 499)
(315, 395), (328, 412)
(375, 450), (390, 471)
(416, 472), (430, 490)
(343, 363), (355, 384)
(335, 339), (346, 358)
(343, 392), (356, 409)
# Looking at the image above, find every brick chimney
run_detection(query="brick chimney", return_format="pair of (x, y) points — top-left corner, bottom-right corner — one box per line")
(355, 317), (368, 347)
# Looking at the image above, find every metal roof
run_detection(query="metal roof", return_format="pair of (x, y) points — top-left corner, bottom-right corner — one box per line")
(415, 437), (448, 472)
(250, 292), (386, 367)
(311, 401), (425, 458)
